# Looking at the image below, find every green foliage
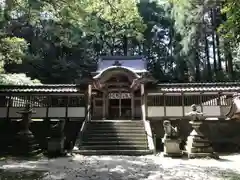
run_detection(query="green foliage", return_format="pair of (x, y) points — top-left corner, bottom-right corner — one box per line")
(0, 73), (41, 85)
(219, 1), (240, 43)
(0, 37), (28, 71)
(0, 0), (238, 83)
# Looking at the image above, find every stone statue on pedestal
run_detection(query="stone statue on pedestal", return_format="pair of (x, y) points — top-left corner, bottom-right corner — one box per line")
(163, 120), (178, 138)
(17, 103), (35, 136)
(185, 104), (203, 120)
(47, 119), (66, 156)
(14, 103), (41, 156)
(185, 104), (218, 159)
(162, 120), (182, 157)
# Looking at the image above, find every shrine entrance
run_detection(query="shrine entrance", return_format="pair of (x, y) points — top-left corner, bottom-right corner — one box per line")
(92, 86), (142, 120)
(89, 57), (153, 120)
(108, 92), (132, 119)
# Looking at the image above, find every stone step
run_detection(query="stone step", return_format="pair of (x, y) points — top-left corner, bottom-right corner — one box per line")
(87, 129), (145, 134)
(73, 149), (152, 155)
(87, 126), (145, 130)
(80, 144), (148, 150)
(85, 133), (146, 137)
(86, 125), (144, 130)
(89, 121), (144, 127)
(83, 136), (147, 141)
(82, 141), (148, 145)
(77, 120), (149, 155)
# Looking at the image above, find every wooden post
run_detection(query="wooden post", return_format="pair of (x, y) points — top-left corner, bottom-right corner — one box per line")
(87, 84), (92, 121)
(46, 96), (50, 119)
(182, 92), (185, 116)
(131, 91), (135, 119)
(102, 91), (106, 120)
(163, 93), (166, 117)
(65, 96), (69, 121)
(141, 83), (146, 121)
(106, 91), (109, 119)
(6, 94), (11, 122)
(200, 92), (203, 112)
(119, 89), (122, 118)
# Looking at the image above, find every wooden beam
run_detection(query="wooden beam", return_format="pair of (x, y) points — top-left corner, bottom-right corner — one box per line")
(141, 83), (146, 121)
(87, 84), (92, 121)
(102, 91), (106, 119)
(131, 91), (135, 119)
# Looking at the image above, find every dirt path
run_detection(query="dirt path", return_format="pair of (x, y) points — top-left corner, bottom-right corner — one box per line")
(0, 154), (240, 180)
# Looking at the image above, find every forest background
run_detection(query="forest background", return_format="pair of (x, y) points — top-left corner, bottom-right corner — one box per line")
(0, 0), (239, 84)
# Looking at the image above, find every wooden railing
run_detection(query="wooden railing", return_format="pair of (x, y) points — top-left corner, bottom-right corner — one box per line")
(143, 119), (155, 151)
(147, 93), (232, 107)
(147, 92), (233, 118)
(74, 105), (92, 148)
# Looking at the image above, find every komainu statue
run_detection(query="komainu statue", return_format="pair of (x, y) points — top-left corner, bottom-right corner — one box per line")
(163, 120), (178, 139)
(162, 120), (182, 157)
(185, 104), (203, 121)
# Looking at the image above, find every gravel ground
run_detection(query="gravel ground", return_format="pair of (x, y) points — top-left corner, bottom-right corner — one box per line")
(0, 154), (240, 180)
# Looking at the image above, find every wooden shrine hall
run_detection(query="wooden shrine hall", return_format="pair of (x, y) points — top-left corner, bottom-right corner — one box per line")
(1, 56), (240, 155)
(0, 56), (239, 121)
(89, 56), (154, 120)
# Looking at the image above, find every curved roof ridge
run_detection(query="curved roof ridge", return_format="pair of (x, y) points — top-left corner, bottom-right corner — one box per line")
(93, 66), (141, 79)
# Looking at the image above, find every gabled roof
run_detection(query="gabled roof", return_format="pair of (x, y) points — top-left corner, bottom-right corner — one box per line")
(96, 56), (147, 73)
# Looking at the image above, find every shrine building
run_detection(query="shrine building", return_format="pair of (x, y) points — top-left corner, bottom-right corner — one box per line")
(0, 56), (239, 154)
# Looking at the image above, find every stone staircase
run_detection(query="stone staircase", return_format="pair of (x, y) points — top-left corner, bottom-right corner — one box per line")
(75, 120), (152, 155)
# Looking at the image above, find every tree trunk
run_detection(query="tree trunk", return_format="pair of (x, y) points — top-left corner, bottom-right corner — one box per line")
(204, 28), (212, 81)
(195, 51), (201, 82)
(123, 35), (128, 56)
(216, 33), (222, 71)
(210, 9), (217, 74)
(214, 7), (222, 71)
(224, 40), (234, 80)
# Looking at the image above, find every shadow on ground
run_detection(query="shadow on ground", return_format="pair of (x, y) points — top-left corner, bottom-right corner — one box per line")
(0, 155), (240, 180)
(0, 169), (47, 180)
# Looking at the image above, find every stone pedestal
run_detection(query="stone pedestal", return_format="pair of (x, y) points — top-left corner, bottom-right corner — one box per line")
(47, 119), (66, 156)
(13, 103), (41, 156)
(186, 105), (218, 159)
(162, 138), (182, 157)
(47, 138), (65, 154)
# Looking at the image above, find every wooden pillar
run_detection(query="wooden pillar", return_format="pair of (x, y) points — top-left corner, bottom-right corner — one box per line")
(163, 93), (166, 117)
(87, 84), (92, 121)
(6, 94), (11, 122)
(119, 89), (122, 118)
(102, 91), (106, 120)
(106, 91), (109, 119)
(131, 91), (135, 119)
(141, 83), (146, 121)
(200, 92), (203, 112)
(65, 96), (69, 121)
(182, 92), (185, 116)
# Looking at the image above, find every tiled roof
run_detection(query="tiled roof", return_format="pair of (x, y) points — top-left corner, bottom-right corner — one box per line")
(97, 56), (147, 73)
(155, 82), (240, 92)
(0, 84), (83, 93)
(157, 82), (240, 86)
(1, 82), (240, 93)
(159, 87), (240, 92)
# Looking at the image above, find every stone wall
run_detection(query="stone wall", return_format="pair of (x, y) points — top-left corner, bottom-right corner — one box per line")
(150, 119), (240, 152)
(0, 118), (83, 155)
